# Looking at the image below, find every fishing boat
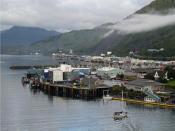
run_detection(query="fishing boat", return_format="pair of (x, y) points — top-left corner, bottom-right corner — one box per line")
(113, 90), (128, 120)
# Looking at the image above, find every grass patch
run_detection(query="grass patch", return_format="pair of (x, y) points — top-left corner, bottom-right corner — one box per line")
(166, 80), (175, 89)
(167, 80), (175, 86)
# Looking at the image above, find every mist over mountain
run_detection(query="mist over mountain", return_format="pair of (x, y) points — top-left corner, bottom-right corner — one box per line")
(94, 0), (175, 57)
(107, 12), (175, 33)
(27, 0), (175, 57)
(1, 0), (175, 57)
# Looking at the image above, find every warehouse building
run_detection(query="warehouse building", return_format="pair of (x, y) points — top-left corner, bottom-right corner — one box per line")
(97, 67), (124, 79)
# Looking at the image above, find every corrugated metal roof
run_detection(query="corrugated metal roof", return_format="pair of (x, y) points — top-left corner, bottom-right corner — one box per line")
(127, 79), (165, 87)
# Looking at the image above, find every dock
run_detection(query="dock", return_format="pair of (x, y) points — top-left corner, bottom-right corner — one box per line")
(30, 81), (111, 100)
(112, 97), (175, 108)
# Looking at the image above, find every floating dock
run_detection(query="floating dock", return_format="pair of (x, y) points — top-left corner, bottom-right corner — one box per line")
(112, 97), (175, 108)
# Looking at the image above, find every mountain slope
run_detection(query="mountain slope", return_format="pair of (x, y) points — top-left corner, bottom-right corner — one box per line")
(30, 28), (108, 54)
(3, 0), (175, 56)
(136, 0), (175, 14)
(1, 26), (60, 46)
(30, 0), (175, 57)
(94, 0), (175, 57)
(95, 24), (175, 57)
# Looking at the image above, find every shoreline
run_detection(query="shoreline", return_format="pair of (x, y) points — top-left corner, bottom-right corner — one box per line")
(112, 97), (175, 108)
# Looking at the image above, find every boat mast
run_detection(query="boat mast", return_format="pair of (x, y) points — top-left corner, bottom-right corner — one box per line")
(89, 76), (90, 88)
(122, 90), (123, 111)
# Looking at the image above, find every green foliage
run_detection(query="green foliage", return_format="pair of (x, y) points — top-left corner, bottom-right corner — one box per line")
(110, 85), (127, 96)
(166, 80), (175, 90)
(127, 89), (146, 99)
(159, 76), (168, 83)
(167, 80), (175, 87)
(144, 68), (174, 83)
(136, 0), (175, 14)
(165, 66), (175, 79)
(102, 24), (175, 57)
(110, 85), (146, 100)
(144, 72), (155, 80)
(117, 74), (124, 80)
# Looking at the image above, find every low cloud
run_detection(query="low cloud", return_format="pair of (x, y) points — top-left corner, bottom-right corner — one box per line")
(0, 0), (153, 31)
(102, 30), (115, 38)
(109, 12), (175, 33)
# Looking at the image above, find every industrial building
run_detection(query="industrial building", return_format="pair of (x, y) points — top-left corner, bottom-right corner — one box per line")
(97, 67), (124, 79)
(42, 64), (91, 83)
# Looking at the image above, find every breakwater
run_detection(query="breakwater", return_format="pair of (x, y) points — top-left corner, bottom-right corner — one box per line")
(10, 65), (60, 70)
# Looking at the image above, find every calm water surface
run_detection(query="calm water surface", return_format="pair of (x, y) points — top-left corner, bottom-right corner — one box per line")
(1, 55), (175, 131)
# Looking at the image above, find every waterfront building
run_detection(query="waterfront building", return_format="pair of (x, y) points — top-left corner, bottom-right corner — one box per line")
(97, 67), (124, 79)
(48, 68), (63, 83)
(43, 65), (91, 82)
(125, 79), (165, 92)
(144, 96), (157, 102)
(60, 64), (72, 72)
(103, 80), (123, 87)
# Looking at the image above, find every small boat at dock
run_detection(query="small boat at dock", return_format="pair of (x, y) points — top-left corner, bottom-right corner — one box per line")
(103, 90), (112, 101)
(103, 94), (113, 101)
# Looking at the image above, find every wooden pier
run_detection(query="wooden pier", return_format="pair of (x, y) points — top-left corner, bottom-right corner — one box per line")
(30, 81), (111, 99)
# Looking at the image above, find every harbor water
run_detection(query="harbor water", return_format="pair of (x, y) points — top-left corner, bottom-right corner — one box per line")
(1, 55), (175, 131)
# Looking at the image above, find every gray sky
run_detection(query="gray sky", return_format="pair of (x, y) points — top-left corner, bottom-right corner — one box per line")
(0, 0), (153, 32)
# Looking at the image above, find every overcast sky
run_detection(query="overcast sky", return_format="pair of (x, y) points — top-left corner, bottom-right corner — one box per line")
(0, 0), (153, 32)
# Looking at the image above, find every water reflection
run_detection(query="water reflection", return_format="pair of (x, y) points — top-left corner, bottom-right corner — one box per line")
(48, 95), (54, 102)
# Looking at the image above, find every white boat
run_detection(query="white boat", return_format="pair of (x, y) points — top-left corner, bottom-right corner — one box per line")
(113, 90), (128, 120)
(103, 94), (113, 101)
(103, 90), (112, 101)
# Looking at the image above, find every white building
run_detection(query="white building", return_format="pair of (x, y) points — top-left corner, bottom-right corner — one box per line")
(144, 96), (156, 102)
(154, 71), (159, 80)
(48, 68), (63, 83)
(97, 67), (124, 79)
(60, 64), (72, 72)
